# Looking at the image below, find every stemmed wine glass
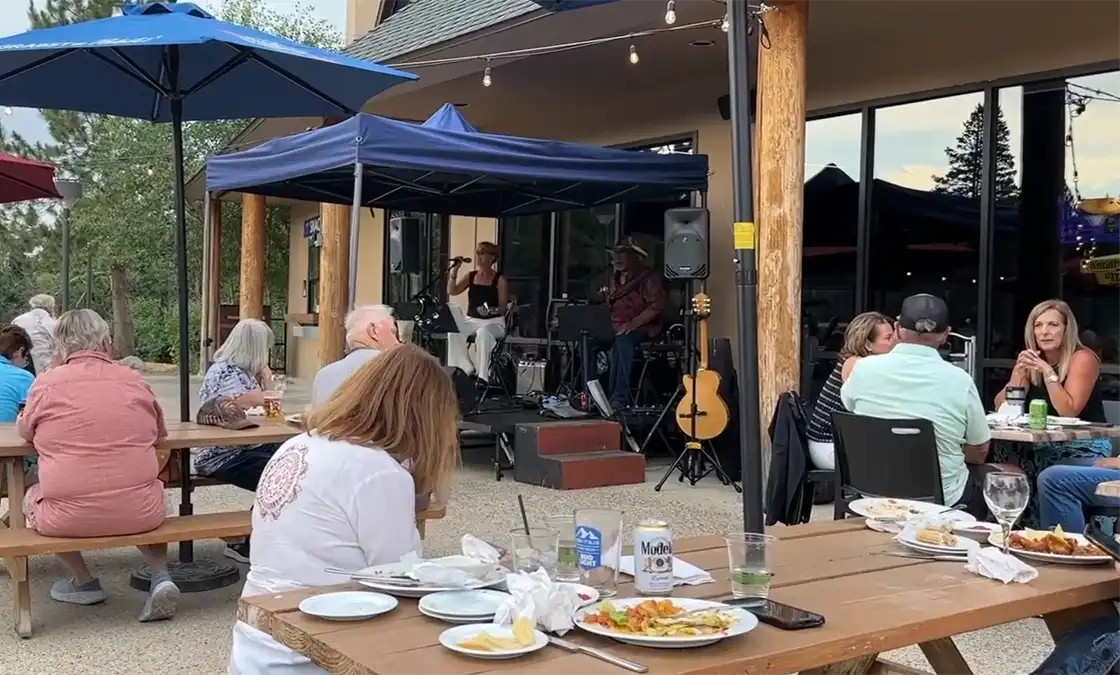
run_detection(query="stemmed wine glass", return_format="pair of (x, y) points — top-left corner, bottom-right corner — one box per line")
(983, 472), (1031, 554)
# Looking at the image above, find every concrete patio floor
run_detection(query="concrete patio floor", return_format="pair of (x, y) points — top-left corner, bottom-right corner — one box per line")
(0, 376), (1057, 674)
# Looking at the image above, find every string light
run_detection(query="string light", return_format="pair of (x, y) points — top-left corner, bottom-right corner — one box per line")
(664, 0), (676, 25)
(482, 59), (492, 88)
(628, 43), (639, 65)
(721, 14), (730, 32)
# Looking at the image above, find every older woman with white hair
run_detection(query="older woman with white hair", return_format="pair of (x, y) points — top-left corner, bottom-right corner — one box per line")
(16, 309), (178, 621)
(195, 318), (279, 563)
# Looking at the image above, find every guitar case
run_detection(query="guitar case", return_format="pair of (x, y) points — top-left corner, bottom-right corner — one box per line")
(708, 337), (742, 482)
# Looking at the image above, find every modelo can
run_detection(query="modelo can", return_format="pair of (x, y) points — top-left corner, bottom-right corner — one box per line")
(634, 518), (674, 595)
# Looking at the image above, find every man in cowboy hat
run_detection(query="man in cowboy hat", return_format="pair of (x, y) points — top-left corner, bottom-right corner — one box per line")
(603, 236), (666, 406)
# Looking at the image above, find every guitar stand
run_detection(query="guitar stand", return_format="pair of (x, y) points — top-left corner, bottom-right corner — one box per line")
(654, 440), (742, 491)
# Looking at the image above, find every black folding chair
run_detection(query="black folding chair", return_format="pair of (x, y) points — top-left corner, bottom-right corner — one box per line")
(830, 411), (945, 520)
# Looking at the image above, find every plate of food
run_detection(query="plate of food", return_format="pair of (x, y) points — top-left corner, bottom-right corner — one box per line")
(849, 498), (976, 524)
(896, 526), (980, 555)
(356, 560), (504, 598)
(439, 618), (547, 660)
(990, 527), (1111, 565)
(574, 597), (757, 648)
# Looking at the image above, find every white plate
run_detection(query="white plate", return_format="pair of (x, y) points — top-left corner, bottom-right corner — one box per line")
(989, 530), (1112, 565)
(298, 591), (397, 621)
(420, 590), (509, 619)
(284, 413), (303, 426)
(896, 529), (980, 555)
(356, 561), (504, 598)
(849, 498), (976, 524)
(439, 623), (548, 659)
(1049, 416), (1090, 426)
(952, 522), (1002, 542)
(557, 582), (600, 608)
(574, 597), (758, 648)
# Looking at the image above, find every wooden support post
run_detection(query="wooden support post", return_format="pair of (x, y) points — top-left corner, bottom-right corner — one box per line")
(239, 193), (266, 321)
(318, 203), (350, 367)
(206, 197), (222, 362)
(756, 0), (808, 456)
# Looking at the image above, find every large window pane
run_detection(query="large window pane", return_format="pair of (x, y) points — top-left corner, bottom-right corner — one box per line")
(555, 205), (615, 301)
(499, 214), (550, 337)
(870, 93), (983, 333)
(803, 113), (860, 352)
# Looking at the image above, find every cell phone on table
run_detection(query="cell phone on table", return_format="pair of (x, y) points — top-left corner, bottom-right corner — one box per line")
(1084, 523), (1120, 563)
(728, 598), (825, 630)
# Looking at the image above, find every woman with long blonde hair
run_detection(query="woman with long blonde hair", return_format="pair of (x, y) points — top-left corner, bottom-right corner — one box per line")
(228, 344), (458, 675)
(805, 311), (895, 469)
(992, 299), (1109, 526)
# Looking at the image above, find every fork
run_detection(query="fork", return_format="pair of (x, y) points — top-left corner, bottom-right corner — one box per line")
(323, 567), (421, 585)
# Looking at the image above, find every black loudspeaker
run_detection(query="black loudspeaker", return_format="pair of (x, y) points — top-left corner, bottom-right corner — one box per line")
(716, 89), (757, 122)
(664, 207), (710, 280)
(388, 216), (423, 274)
(445, 366), (478, 415)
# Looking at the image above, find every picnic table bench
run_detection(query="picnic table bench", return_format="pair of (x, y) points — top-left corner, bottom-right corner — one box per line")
(0, 420), (446, 638)
(240, 519), (1118, 675)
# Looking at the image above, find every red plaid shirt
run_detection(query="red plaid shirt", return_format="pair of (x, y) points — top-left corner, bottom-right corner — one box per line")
(608, 268), (666, 337)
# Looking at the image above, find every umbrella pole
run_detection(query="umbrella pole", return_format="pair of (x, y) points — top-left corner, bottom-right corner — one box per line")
(346, 162), (364, 310)
(727, 0), (764, 533)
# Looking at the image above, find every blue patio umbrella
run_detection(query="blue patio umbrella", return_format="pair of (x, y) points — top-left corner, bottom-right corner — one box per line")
(0, 1), (416, 423)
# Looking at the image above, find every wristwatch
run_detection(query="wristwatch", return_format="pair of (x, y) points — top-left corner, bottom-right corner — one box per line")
(1046, 373), (1059, 384)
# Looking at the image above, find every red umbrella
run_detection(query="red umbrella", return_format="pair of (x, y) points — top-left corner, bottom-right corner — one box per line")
(0, 152), (60, 204)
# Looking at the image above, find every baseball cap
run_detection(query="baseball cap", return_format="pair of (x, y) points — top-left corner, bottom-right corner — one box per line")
(898, 294), (950, 334)
(196, 396), (259, 430)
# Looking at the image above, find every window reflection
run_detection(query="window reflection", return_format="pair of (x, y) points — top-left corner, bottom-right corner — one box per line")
(555, 206), (615, 303)
(499, 213), (550, 337)
(803, 113), (860, 353)
(870, 92), (983, 333)
(384, 211), (446, 305)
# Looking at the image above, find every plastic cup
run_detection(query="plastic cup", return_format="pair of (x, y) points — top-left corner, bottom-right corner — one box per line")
(725, 533), (777, 605)
(574, 508), (623, 597)
(263, 391), (283, 419)
(545, 514), (581, 582)
(509, 527), (559, 575)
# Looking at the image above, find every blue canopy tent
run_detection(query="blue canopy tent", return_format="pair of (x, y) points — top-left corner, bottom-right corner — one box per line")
(206, 103), (708, 305)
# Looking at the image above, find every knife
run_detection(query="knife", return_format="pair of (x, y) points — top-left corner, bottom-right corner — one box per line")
(548, 636), (648, 673)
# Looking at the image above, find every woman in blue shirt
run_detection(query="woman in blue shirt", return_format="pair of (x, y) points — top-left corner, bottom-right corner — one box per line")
(0, 325), (35, 422)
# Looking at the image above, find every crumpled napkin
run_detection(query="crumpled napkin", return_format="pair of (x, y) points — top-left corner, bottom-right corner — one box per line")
(966, 546), (1038, 584)
(618, 556), (715, 586)
(405, 535), (503, 587)
(493, 568), (581, 635)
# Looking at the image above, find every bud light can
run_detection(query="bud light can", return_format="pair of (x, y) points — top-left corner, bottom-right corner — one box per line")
(634, 519), (674, 595)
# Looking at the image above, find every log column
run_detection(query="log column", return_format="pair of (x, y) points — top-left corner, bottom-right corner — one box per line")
(756, 0), (808, 450)
(239, 193), (266, 320)
(317, 202), (350, 366)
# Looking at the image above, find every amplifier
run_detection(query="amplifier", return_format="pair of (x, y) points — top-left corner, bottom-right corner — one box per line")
(517, 359), (546, 395)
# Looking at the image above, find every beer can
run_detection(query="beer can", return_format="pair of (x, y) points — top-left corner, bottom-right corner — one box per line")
(634, 518), (674, 596)
(1028, 399), (1048, 430)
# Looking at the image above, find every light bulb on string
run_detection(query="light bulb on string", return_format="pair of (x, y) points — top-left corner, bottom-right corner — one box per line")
(664, 0), (676, 25)
(721, 14), (730, 32)
(628, 43), (639, 65)
(482, 59), (492, 88)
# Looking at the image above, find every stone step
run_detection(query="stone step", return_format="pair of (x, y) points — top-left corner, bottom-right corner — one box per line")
(514, 450), (645, 490)
(513, 419), (620, 457)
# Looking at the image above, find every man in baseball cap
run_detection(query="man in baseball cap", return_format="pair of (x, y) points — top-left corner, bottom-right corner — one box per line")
(897, 293), (951, 338)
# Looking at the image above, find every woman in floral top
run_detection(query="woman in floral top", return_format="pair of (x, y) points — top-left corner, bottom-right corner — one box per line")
(196, 318), (280, 562)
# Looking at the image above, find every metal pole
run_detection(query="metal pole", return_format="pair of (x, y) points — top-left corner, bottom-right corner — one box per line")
(85, 252), (92, 308)
(60, 209), (71, 311)
(199, 190), (212, 375)
(727, 0), (764, 533)
(347, 162), (364, 311)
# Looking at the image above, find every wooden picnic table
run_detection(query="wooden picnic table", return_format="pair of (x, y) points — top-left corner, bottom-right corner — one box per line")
(238, 519), (1118, 675)
(988, 424), (1120, 444)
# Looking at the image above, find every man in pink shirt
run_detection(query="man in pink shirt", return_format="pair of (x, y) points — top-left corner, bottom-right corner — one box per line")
(18, 309), (179, 622)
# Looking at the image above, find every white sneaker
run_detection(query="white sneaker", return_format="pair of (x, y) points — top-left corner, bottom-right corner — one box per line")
(138, 579), (180, 623)
(50, 578), (107, 606)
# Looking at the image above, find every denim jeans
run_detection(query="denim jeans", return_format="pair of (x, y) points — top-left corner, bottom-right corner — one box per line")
(1032, 615), (1120, 675)
(1037, 464), (1120, 532)
(609, 330), (645, 406)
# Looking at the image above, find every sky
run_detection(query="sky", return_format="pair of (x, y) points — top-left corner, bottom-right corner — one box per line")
(0, 0), (346, 145)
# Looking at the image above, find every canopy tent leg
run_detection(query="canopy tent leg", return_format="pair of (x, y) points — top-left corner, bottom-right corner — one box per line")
(199, 191), (212, 376)
(346, 162), (364, 310)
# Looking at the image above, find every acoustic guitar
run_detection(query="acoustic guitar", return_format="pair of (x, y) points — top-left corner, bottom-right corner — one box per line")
(675, 293), (731, 440)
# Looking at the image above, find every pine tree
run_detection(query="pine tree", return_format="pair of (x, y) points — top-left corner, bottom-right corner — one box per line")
(931, 102), (1019, 201)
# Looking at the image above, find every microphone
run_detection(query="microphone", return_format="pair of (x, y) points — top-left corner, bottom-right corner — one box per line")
(452, 256), (472, 264)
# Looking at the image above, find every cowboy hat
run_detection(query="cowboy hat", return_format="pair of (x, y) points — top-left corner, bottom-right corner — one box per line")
(606, 236), (648, 259)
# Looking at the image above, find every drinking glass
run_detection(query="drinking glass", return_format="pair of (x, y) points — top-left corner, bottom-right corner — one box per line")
(725, 533), (777, 606)
(509, 527), (559, 575)
(545, 514), (581, 582)
(574, 508), (624, 598)
(983, 472), (1031, 554)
